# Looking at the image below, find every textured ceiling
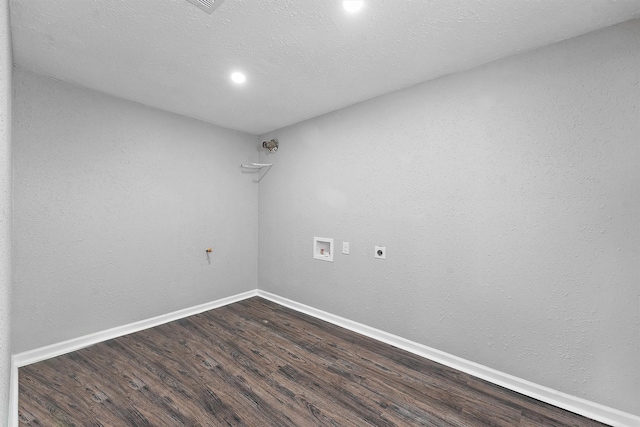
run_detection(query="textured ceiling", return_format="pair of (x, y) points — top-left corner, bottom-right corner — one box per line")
(9, 0), (640, 135)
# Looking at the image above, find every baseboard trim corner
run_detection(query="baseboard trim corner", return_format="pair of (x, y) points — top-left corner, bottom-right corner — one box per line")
(9, 288), (638, 427)
(256, 290), (640, 427)
(8, 356), (19, 427)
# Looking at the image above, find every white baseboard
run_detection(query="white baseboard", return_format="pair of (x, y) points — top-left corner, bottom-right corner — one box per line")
(257, 290), (640, 427)
(13, 289), (258, 368)
(9, 288), (639, 427)
(9, 289), (258, 427)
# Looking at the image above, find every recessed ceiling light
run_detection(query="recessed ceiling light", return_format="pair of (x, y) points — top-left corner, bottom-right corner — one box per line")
(185, 0), (225, 15)
(231, 72), (246, 84)
(342, 0), (364, 13)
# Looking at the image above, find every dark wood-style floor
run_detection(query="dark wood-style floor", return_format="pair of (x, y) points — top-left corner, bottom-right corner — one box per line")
(19, 297), (608, 426)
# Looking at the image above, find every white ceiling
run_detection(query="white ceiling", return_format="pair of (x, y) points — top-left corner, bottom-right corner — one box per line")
(9, 0), (640, 135)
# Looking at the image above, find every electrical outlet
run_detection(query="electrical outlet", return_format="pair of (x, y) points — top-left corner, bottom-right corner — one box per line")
(375, 246), (386, 259)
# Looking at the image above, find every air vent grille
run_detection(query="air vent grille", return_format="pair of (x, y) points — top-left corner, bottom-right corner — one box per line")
(186, 0), (225, 14)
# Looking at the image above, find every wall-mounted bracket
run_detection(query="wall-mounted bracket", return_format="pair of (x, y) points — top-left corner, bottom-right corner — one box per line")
(240, 163), (273, 182)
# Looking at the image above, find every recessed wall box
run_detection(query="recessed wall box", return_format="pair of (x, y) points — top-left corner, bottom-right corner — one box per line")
(313, 237), (334, 262)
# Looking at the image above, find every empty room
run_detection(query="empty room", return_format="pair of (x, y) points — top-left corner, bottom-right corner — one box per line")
(0, 0), (638, 426)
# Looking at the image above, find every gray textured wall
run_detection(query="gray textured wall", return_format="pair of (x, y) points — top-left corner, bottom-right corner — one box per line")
(0, 0), (11, 423)
(11, 68), (259, 353)
(258, 20), (640, 414)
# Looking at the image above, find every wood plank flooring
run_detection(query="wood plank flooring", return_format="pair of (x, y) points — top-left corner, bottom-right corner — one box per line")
(19, 297), (609, 426)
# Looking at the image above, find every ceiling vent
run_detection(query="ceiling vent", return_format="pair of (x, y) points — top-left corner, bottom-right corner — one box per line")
(186, 0), (225, 14)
